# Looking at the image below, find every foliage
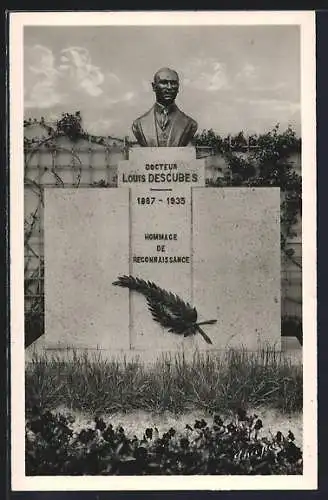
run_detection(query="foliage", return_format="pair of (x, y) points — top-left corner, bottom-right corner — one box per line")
(26, 349), (303, 415)
(24, 208), (45, 347)
(222, 151), (256, 184)
(25, 407), (302, 475)
(24, 111), (126, 148)
(55, 111), (84, 140)
(282, 316), (302, 346)
(113, 275), (216, 344)
(193, 124), (301, 154)
(194, 128), (225, 152)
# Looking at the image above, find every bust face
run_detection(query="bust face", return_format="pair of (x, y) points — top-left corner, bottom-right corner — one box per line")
(152, 68), (179, 107)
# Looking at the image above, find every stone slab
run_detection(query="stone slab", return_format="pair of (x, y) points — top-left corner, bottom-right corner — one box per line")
(192, 187), (281, 350)
(129, 185), (193, 350)
(116, 147), (205, 351)
(118, 147), (204, 189)
(44, 188), (130, 349)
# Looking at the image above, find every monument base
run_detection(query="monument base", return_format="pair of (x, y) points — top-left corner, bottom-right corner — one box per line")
(42, 148), (281, 360)
(25, 337), (301, 366)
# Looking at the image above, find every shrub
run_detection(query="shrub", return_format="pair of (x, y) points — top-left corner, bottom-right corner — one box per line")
(281, 316), (302, 345)
(26, 408), (302, 475)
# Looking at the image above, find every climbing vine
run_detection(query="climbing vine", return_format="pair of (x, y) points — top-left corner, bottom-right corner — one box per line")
(24, 111), (127, 148)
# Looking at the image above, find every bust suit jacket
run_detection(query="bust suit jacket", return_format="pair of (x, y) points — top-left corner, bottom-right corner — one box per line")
(132, 104), (198, 147)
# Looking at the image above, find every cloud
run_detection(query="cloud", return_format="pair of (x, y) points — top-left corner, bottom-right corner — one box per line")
(59, 47), (104, 97)
(86, 117), (117, 135)
(181, 58), (294, 104)
(182, 58), (230, 92)
(234, 64), (294, 98)
(122, 91), (135, 103)
(24, 45), (63, 108)
(252, 82), (288, 92)
(105, 71), (121, 85)
(28, 44), (57, 78)
(105, 91), (136, 107)
(235, 63), (259, 83)
(25, 44), (107, 108)
(182, 60), (266, 93)
(235, 97), (300, 112)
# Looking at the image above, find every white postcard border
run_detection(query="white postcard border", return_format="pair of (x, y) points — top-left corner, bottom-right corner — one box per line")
(10, 10), (317, 491)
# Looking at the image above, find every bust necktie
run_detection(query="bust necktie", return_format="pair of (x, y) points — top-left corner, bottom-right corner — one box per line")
(159, 107), (169, 130)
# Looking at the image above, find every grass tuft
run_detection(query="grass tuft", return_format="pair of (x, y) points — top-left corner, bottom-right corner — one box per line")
(25, 347), (302, 416)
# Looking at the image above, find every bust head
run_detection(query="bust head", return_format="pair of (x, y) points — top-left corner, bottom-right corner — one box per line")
(132, 66), (197, 146)
(151, 67), (179, 107)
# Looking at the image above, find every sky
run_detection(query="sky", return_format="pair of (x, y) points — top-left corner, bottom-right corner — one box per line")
(24, 25), (301, 139)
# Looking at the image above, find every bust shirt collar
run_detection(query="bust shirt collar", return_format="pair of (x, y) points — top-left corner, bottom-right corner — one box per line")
(155, 101), (177, 115)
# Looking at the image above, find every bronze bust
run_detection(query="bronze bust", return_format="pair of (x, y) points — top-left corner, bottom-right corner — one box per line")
(132, 67), (198, 147)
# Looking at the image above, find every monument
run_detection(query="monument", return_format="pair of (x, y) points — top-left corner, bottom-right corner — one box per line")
(132, 68), (198, 147)
(43, 148), (281, 358)
(42, 68), (281, 360)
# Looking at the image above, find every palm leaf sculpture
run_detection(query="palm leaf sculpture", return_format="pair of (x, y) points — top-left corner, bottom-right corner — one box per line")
(112, 275), (216, 344)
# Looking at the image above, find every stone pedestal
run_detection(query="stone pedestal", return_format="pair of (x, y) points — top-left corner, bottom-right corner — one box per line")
(43, 147), (281, 356)
(118, 147), (204, 351)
